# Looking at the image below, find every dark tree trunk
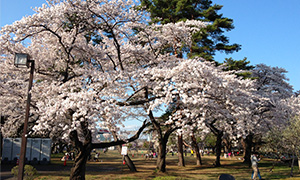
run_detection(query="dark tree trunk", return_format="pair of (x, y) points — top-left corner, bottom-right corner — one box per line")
(223, 136), (232, 154)
(155, 127), (176, 172)
(69, 124), (92, 180)
(156, 139), (167, 172)
(177, 134), (185, 167)
(191, 134), (202, 166)
(0, 129), (3, 158)
(124, 155), (137, 172)
(214, 131), (223, 167)
(111, 130), (137, 172)
(290, 154), (295, 177)
(70, 142), (92, 180)
(145, 88), (179, 172)
(145, 87), (180, 172)
(242, 134), (253, 165)
(205, 119), (223, 167)
(68, 120), (149, 180)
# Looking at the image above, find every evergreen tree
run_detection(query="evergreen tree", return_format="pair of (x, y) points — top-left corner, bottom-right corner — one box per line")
(223, 57), (254, 79)
(140, 0), (241, 61)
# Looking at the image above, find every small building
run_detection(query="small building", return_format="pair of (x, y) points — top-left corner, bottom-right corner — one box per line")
(96, 129), (112, 142)
(2, 138), (51, 164)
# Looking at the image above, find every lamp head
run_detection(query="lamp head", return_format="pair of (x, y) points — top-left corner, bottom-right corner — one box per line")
(14, 53), (29, 68)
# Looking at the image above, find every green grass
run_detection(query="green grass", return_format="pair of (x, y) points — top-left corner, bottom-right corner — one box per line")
(31, 150), (300, 180)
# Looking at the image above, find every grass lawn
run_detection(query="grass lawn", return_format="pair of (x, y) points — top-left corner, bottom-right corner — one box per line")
(22, 150), (300, 180)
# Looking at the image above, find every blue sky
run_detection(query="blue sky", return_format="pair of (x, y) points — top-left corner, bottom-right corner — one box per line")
(1, 0), (300, 91)
(213, 0), (300, 91)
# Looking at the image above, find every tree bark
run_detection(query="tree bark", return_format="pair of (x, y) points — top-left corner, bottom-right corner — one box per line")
(242, 134), (253, 165)
(69, 126), (92, 180)
(123, 155), (137, 172)
(147, 108), (179, 172)
(177, 134), (185, 167)
(205, 119), (223, 167)
(290, 155), (295, 177)
(214, 131), (223, 167)
(145, 88), (179, 172)
(69, 143), (92, 180)
(223, 136), (232, 154)
(156, 138), (167, 172)
(191, 134), (202, 166)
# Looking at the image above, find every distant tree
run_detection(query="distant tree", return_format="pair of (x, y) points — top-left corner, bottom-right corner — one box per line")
(251, 64), (294, 99)
(143, 141), (150, 149)
(191, 132), (202, 165)
(140, 0), (241, 61)
(239, 64), (294, 165)
(263, 107), (300, 177)
(223, 57), (254, 79)
(203, 132), (217, 150)
(127, 143), (133, 149)
(281, 116), (300, 176)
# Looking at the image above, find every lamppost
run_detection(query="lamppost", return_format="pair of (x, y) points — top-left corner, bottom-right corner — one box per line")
(14, 53), (35, 180)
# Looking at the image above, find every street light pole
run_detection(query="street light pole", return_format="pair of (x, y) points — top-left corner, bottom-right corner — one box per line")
(17, 59), (35, 180)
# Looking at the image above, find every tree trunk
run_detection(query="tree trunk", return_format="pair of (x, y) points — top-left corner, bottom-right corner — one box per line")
(191, 134), (202, 166)
(123, 155), (137, 172)
(205, 120), (223, 167)
(242, 134), (253, 166)
(177, 134), (185, 167)
(0, 131), (3, 158)
(214, 131), (223, 167)
(69, 126), (92, 180)
(156, 139), (167, 172)
(68, 119), (149, 180)
(290, 156), (295, 177)
(223, 137), (232, 154)
(70, 143), (92, 180)
(111, 130), (137, 172)
(147, 107), (179, 172)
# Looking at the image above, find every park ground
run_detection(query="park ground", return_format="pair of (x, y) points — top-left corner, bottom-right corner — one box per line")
(1, 150), (300, 180)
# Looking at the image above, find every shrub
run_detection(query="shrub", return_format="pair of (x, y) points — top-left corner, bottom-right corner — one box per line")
(11, 165), (37, 180)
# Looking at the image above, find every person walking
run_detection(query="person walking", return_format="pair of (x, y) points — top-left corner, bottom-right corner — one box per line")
(94, 152), (99, 162)
(251, 152), (262, 180)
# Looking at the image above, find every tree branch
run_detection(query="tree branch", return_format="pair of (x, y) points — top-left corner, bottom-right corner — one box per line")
(205, 119), (220, 135)
(70, 130), (84, 151)
(92, 119), (150, 149)
(116, 96), (161, 106)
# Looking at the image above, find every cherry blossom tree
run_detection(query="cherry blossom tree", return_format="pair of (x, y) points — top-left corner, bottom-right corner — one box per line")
(136, 58), (257, 168)
(279, 99), (300, 176)
(0, 0), (209, 177)
(115, 21), (209, 172)
(0, 0), (151, 178)
(261, 95), (300, 176)
(2, 0), (291, 177)
(238, 63), (294, 164)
